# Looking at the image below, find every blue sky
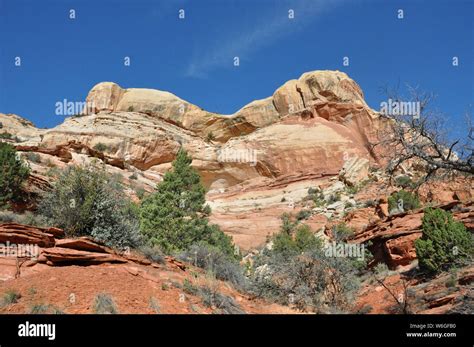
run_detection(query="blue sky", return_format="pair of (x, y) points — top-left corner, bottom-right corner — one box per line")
(0, 0), (472, 135)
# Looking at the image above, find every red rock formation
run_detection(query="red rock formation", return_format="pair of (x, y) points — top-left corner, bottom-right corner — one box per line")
(351, 202), (474, 268)
(0, 223), (56, 248)
(39, 247), (127, 266)
(55, 237), (112, 253)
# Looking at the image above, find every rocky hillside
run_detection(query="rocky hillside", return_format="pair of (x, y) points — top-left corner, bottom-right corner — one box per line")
(0, 70), (394, 246)
(0, 224), (294, 314)
(1, 70), (472, 248)
(0, 70), (472, 314)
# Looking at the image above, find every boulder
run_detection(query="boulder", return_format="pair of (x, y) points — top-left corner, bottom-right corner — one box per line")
(85, 82), (125, 113)
(40, 247), (127, 266)
(376, 197), (389, 218)
(327, 200), (345, 211)
(0, 223), (56, 247)
(339, 156), (370, 186)
(55, 237), (112, 253)
(383, 232), (421, 267)
(165, 256), (186, 271)
(323, 181), (346, 198)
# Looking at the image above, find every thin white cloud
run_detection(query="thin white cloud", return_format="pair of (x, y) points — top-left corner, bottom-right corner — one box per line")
(185, 0), (345, 78)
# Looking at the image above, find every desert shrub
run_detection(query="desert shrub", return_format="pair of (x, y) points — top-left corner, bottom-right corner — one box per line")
(0, 210), (22, 223)
(30, 303), (63, 314)
(90, 198), (142, 250)
(44, 158), (56, 167)
(182, 279), (199, 295)
(271, 214), (322, 258)
(30, 304), (49, 314)
(149, 297), (160, 313)
(388, 189), (420, 212)
(0, 132), (20, 141)
(445, 270), (457, 288)
(362, 199), (377, 208)
(294, 224), (322, 251)
(296, 209), (312, 221)
(205, 131), (216, 142)
(447, 292), (474, 314)
(307, 187), (325, 207)
(251, 247), (359, 312)
(415, 208), (473, 273)
(22, 212), (48, 227)
(0, 211), (48, 227)
(249, 213), (360, 312)
(129, 172), (138, 180)
(198, 285), (245, 314)
(331, 222), (354, 242)
(139, 245), (165, 264)
(0, 143), (30, 207)
(24, 152), (41, 163)
(373, 262), (389, 276)
(134, 187), (146, 200)
(45, 166), (60, 178)
(1, 290), (21, 307)
(179, 243), (246, 290)
(93, 293), (118, 314)
(0, 290), (23, 310)
(38, 165), (142, 250)
(127, 106), (134, 112)
(345, 185), (359, 195)
(140, 149), (234, 256)
(0, 122), (3, 129)
(394, 175), (414, 189)
(327, 192), (342, 204)
(93, 142), (108, 152)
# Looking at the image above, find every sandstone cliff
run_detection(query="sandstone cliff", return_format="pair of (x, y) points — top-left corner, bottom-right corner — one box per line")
(3, 70), (470, 250)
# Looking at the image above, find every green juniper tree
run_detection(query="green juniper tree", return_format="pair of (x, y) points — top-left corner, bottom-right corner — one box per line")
(139, 148), (234, 256)
(0, 143), (29, 207)
(415, 208), (473, 273)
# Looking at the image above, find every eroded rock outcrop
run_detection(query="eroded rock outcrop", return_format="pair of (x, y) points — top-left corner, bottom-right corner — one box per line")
(39, 247), (127, 266)
(351, 202), (474, 268)
(3, 70), (389, 209)
(339, 156), (370, 186)
(3, 70), (396, 249)
(0, 113), (44, 142)
(55, 237), (112, 253)
(0, 223), (57, 248)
